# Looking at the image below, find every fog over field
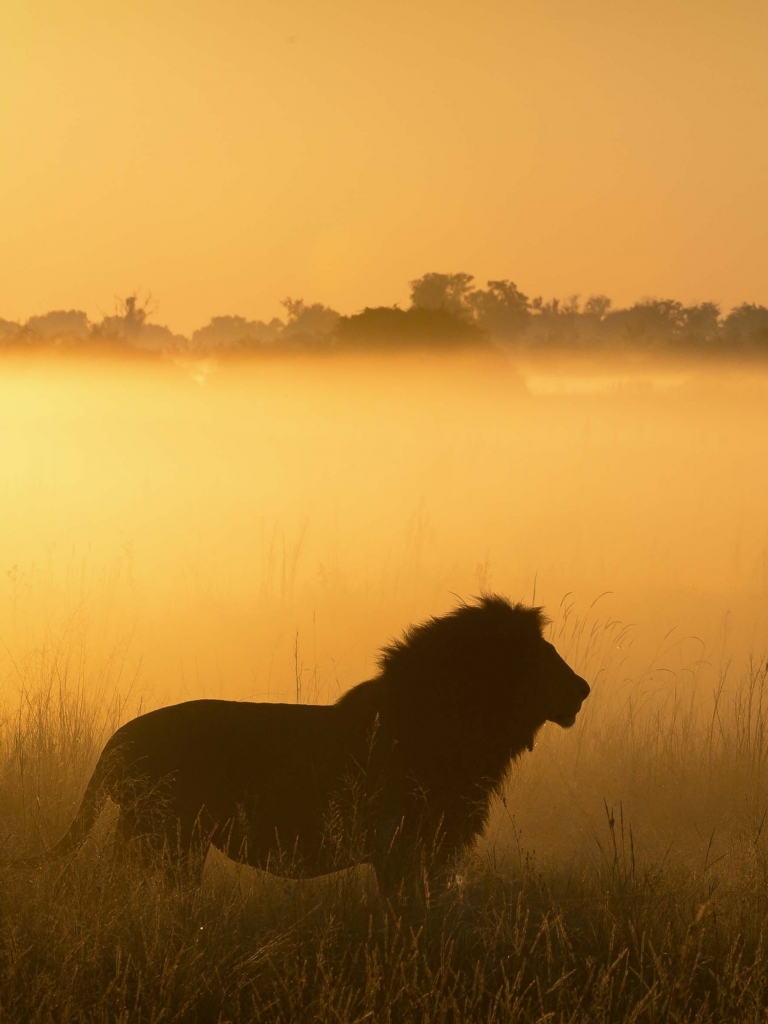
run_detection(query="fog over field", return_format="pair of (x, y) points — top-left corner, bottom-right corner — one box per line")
(2, 353), (766, 703)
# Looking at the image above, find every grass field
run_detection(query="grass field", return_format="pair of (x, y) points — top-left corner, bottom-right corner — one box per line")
(1, 353), (767, 1020)
(1, 616), (767, 1022)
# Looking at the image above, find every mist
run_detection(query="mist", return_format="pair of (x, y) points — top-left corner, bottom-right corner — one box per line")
(1, 351), (766, 710)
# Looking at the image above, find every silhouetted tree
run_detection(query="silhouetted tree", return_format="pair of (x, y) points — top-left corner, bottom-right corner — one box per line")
(279, 298), (340, 348)
(335, 306), (485, 348)
(722, 303), (768, 349)
(92, 295), (185, 351)
(470, 280), (531, 339)
(95, 294), (151, 341)
(191, 315), (283, 351)
(602, 299), (687, 347)
(524, 295), (588, 347)
(680, 303), (721, 347)
(583, 295), (612, 319)
(24, 310), (90, 343)
(0, 318), (22, 344)
(409, 273), (476, 318)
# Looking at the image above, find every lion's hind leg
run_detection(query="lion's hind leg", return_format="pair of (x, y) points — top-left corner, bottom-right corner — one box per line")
(112, 794), (211, 887)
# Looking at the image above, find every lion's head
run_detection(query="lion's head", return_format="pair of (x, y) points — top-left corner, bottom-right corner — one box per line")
(527, 632), (591, 729)
(379, 595), (590, 759)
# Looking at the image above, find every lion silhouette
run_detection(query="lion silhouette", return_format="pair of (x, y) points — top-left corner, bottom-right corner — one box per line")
(18, 596), (589, 900)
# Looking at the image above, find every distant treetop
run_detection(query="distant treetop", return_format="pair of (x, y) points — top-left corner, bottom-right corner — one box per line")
(336, 306), (484, 349)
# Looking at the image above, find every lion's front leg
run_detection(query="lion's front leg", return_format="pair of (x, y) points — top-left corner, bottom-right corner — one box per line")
(370, 815), (456, 913)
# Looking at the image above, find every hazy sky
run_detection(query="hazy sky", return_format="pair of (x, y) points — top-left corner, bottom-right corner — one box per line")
(2, 0), (767, 335)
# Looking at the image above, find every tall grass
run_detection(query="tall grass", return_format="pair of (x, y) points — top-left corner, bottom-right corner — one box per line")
(2, 625), (768, 1022)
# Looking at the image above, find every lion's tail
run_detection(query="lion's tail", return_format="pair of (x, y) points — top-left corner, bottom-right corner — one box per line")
(10, 742), (117, 868)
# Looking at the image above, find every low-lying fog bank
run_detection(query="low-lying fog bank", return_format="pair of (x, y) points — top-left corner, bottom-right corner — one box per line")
(0, 351), (765, 710)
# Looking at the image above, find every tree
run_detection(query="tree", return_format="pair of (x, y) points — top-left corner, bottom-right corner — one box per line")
(526, 295), (586, 347)
(335, 306), (485, 349)
(95, 294), (152, 340)
(583, 295), (612, 319)
(722, 304), (768, 349)
(681, 303), (721, 346)
(191, 315), (283, 351)
(470, 280), (530, 339)
(279, 298), (340, 348)
(92, 295), (186, 352)
(602, 299), (687, 347)
(409, 273), (476, 318)
(24, 310), (90, 343)
(0, 318), (22, 344)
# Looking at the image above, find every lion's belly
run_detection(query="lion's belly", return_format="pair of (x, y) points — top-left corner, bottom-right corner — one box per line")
(209, 830), (367, 878)
(206, 793), (369, 877)
(182, 738), (370, 874)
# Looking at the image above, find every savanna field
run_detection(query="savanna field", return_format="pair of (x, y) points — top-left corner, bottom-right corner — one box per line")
(1, 350), (768, 1022)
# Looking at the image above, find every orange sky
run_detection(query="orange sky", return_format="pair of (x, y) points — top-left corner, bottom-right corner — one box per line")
(1, 0), (766, 335)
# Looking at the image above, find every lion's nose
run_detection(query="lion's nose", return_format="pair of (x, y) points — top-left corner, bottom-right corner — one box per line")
(577, 676), (590, 699)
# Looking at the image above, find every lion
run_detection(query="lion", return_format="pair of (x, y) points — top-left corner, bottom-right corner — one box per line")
(15, 596), (589, 902)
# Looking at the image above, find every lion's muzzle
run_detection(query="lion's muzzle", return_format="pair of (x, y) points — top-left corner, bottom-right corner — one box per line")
(550, 674), (590, 729)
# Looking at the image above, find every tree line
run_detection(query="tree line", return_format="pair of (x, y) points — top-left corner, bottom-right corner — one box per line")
(2, 274), (768, 355)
